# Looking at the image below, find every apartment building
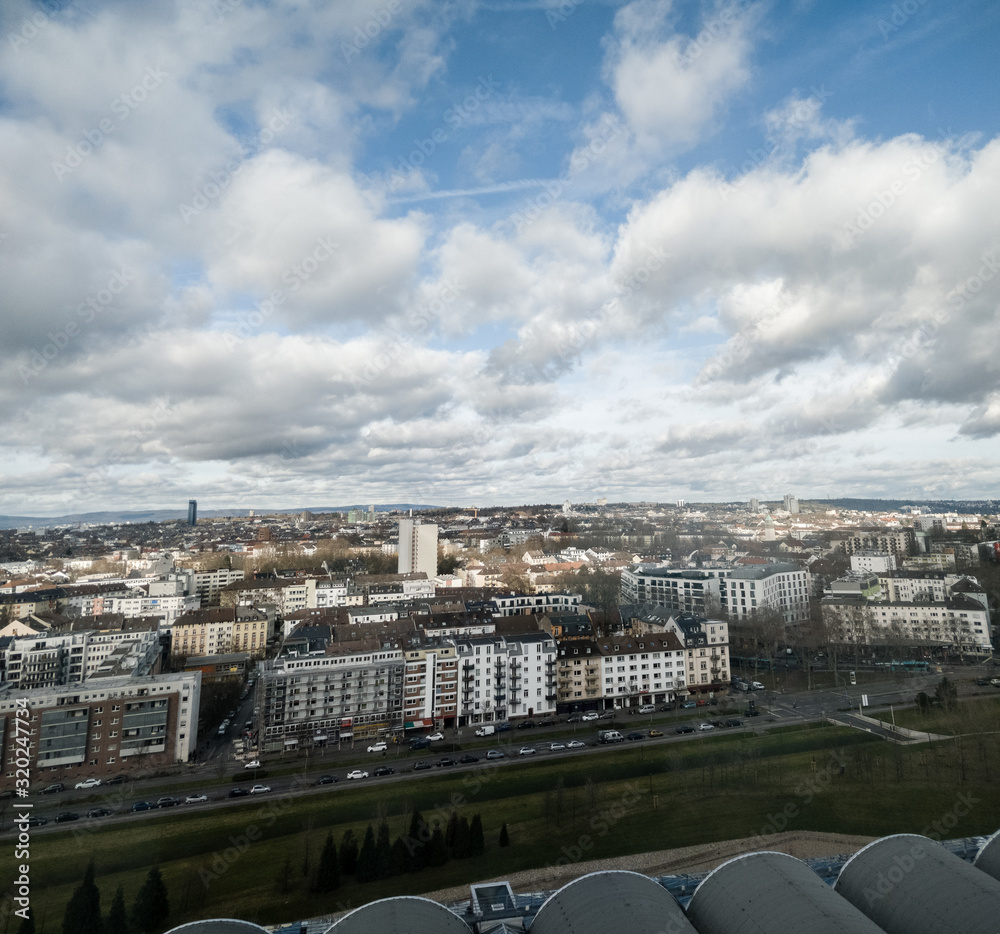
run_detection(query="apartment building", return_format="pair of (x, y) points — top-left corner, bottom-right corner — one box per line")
(620, 568), (725, 616)
(171, 606), (270, 658)
(0, 670), (200, 786)
(489, 592), (583, 617)
(402, 640), (459, 729)
(721, 563), (811, 623)
(836, 529), (916, 559)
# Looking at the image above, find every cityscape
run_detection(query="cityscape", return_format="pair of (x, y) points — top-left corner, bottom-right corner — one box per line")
(3, 0), (1000, 932)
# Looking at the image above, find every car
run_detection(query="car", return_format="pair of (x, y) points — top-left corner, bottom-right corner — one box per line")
(711, 720), (727, 728)
(725, 719), (743, 727)
(566, 740), (586, 748)
(227, 788), (249, 798)
(599, 711), (616, 720)
(649, 729), (664, 737)
(675, 726), (695, 734)
(27, 816), (48, 827)
(87, 807), (114, 818)
(637, 704), (656, 714)
(373, 766), (395, 777)
(185, 794), (209, 804)
(427, 732), (444, 741)
(497, 722), (511, 731)
(132, 800), (154, 811)
(626, 731), (645, 741)
(458, 754), (480, 763)
(975, 678), (989, 686)
(409, 738), (431, 750)
(682, 701), (697, 708)
(517, 720), (536, 729)
(436, 758), (457, 768)
(55, 812), (80, 823)
(367, 741), (387, 753)
(549, 742), (566, 751)
(751, 681), (765, 691)
(243, 759), (261, 769)
(106, 774), (128, 785)
(75, 778), (102, 790)
(567, 714), (584, 723)
(346, 770), (369, 780)
(518, 747), (537, 756)
(658, 703), (675, 712)
(486, 749), (505, 759)
(698, 722), (715, 731)
(539, 717), (556, 726)
(250, 784), (270, 794)
(412, 760), (431, 771)
(156, 796), (180, 808)
(745, 708), (760, 717)
(41, 783), (65, 794)
(581, 712), (599, 721)
(316, 775), (338, 785)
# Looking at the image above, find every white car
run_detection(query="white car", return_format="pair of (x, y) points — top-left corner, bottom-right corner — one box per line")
(566, 740), (586, 748)
(250, 784), (270, 794)
(243, 759), (261, 769)
(581, 712), (599, 721)
(751, 681), (765, 691)
(185, 794), (208, 804)
(347, 770), (369, 780)
(518, 747), (537, 756)
(698, 723), (715, 731)
(367, 741), (387, 753)
(75, 778), (102, 790)
(427, 732), (444, 741)
(549, 742), (566, 751)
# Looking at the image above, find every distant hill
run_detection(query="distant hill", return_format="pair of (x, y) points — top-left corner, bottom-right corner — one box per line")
(809, 498), (997, 515)
(0, 505), (440, 530)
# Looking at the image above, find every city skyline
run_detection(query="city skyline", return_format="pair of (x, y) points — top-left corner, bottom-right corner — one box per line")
(2, 0), (999, 514)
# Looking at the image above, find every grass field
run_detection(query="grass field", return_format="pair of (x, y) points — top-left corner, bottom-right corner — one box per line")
(9, 721), (1000, 932)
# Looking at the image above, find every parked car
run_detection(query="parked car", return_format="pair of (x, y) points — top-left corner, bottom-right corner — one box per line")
(751, 681), (765, 690)
(132, 800), (154, 811)
(42, 783), (65, 794)
(649, 729), (664, 737)
(539, 717), (556, 726)
(316, 775), (338, 785)
(427, 732), (444, 741)
(745, 708), (760, 717)
(711, 720), (727, 728)
(75, 778), (102, 790)
(675, 726), (695, 734)
(725, 719), (743, 727)
(346, 770), (368, 780)
(567, 714), (584, 723)
(458, 754), (480, 763)
(566, 740), (586, 748)
(549, 742), (566, 751)
(658, 704), (675, 712)
(87, 807), (114, 818)
(518, 747), (537, 756)
(55, 812), (79, 823)
(409, 738), (431, 750)
(227, 788), (249, 798)
(497, 721), (511, 731)
(626, 732), (645, 741)
(599, 711), (616, 720)
(373, 766), (394, 777)
(436, 757), (456, 768)
(682, 701), (697, 708)
(106, 774), (128, 785)
(156, 796), (180, 808)
(975, 678), (989, 686)
(27, 816), (48, 827)
(185, 794), (209, 803)
(517, 720), (536, 729)
(486, 749), (505, 759)
(250, 784), (270, 795)
(698, 723), (715, 731)
(243, 759), (261, 769)
(412, 760), (432, 771)
(637, 704), (656, 714)
(581, 712), (599, 721)
(367, 741), (387, 753)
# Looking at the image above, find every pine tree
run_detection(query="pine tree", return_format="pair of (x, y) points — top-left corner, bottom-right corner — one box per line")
(499, 822), (510, 847)
(106, 887), (129, 934)
(375, 821), (391, 880)
(469, 814), (485, 856)
(356, 825), (377, 883)
(338, 829), (359, 875)
(426, 826), (449, 867)
(407, 810), (426, 873)
(63, 860), (103, 934)
(390, 837), (409, 877)
(445, 812), (457, 849)
(314, 832), (340, 893)
(131, 867), (169, 934)
(17, 908), (35, 934)
(453, 816), (471, 859)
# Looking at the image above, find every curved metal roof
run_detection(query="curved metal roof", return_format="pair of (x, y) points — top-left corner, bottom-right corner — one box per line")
(529, 870), (697, 934)
(835, 833), (1000, 934)
(973, 828), (1000, 882)
(165, 922), (269, 934)
(324, 896), (471, 934)
(686, 850), (885, 934)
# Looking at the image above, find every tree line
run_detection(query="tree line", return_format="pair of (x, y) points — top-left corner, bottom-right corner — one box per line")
(51, 862), (169, 934)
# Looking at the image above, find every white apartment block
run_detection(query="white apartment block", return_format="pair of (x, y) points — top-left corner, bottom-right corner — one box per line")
(398, 518), (438, 578)
(621, 567), (726, 616)
(837, 529), (916, 558)
(721, 563), (811, 623)
(489, 592), (583, 617)
(850, 551), (897, 574)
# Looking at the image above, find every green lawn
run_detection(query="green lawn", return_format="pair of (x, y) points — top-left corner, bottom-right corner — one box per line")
(13, 723), (1000, 931)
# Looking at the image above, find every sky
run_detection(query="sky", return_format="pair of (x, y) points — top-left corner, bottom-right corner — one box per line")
(2, 0), (999, 515)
